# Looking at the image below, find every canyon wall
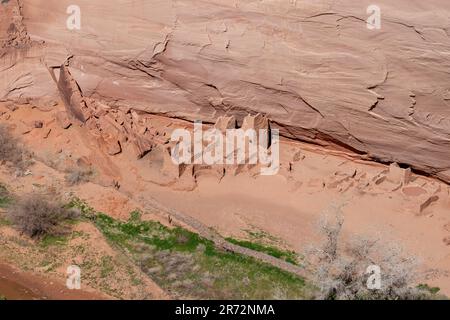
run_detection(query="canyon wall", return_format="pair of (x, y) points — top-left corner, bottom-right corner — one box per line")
(1, 0), (450, 181)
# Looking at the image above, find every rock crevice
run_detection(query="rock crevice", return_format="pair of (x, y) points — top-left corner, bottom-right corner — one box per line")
(1, 0), (450, 182)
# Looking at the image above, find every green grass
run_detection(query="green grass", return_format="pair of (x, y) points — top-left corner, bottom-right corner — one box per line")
(37, 224), (86, 248)
(0, 183), (11, 208)
(225, 237), (299, 265)
(95, 212), (212, 253)
(39, 234), (68, 247)
(81, 202), (313, 299)
(0, 215), (11, 226)
(129, 210), (142, 223)
(0, 198), (10, 208)
(100, 256), (114, 278)
(417, 283), (441, 295)
(0, 183), (12, 226)
(67, 197), (96, 219)
(245, 228), (279, 242)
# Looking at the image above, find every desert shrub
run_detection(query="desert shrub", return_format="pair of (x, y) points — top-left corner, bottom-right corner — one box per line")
(128, 210), (142, 223)
(0, 183), (10, 207)
(0, 124), (31, 172)
(306, 203), (436, 300)
(417, 283), (441, 295)
(6, 193), (80, 238)
(64, 166), (94, 186)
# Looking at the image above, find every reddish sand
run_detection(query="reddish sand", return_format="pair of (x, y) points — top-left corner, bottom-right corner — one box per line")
(0, 263), (107, 300)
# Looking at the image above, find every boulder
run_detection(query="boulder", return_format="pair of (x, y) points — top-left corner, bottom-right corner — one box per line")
(55, 111), (72, 129)
(444, 237), (450, 246)
(33, 120), (43, 128)
(103, 137), (122, 156)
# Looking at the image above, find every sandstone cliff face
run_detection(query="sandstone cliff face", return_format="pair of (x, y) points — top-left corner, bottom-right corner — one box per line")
(1, 0), (450, 181)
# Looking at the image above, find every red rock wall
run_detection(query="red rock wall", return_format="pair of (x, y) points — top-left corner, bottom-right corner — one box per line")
(1, 0), (450, 181)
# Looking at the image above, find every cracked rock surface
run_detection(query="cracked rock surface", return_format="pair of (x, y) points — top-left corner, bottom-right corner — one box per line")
(1, 0), (450, 181)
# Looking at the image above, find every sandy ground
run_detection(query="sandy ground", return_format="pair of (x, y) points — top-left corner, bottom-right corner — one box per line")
(0, 262), (107, 300)
(0, 101), (449, 297)
(128, 173), (450, 294)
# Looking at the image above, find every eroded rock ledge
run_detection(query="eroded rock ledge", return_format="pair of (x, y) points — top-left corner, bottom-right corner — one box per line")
(1, 0), (450, 182)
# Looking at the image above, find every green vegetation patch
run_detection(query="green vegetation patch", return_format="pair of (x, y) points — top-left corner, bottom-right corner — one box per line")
(225, 237), (299, 265)
(0, 216), (11, 226)
(0, 183), (11, 208)
(39, 234), (69, 248)
(100, 256), (114, 278)
(417, 284), (441, 295)
(90, 208), (312, 299)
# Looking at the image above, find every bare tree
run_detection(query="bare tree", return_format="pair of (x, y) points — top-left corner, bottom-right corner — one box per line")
(65, 166), (94, 186)
(0, 124), (31, 172)
(6, 193), (80, 238)
(306, 203), (437, 300)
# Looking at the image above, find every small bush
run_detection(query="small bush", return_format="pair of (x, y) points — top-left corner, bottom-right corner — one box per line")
(6, 194), (80, 238)
(0, 183), (10, 207)
(65, 166), (94, 186)
(0, 124), (31, 172)
(417, 283), (441, 295)
(128, 210), (142, 223)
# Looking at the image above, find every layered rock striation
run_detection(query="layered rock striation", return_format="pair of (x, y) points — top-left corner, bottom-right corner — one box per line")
(1, 0), (450, 181)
